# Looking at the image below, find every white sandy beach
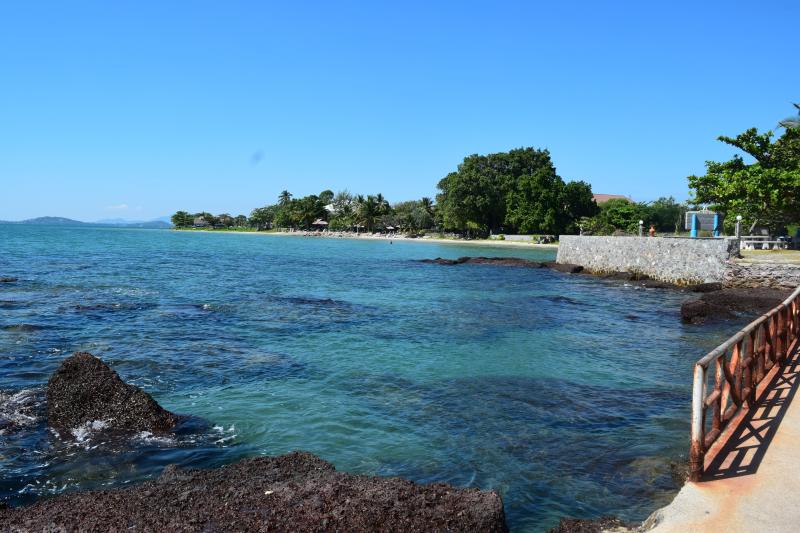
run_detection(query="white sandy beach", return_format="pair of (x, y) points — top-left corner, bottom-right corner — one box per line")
(177, 229), (559, 249)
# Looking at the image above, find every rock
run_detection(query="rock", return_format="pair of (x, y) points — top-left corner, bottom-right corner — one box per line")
(0, 277), (18, 283)
(680, 288), (789, 324)
(0, 451), (508, 532)
(419, 257), (542, 267)
(547, 516), (632, 533)
(700, 288), (790, 314)
(638, 279), (678, 290)
(689, 282), (723, 293)
(46, 352), (177, 436)
(544, 262), (584, 274)
(681, 300), (718, 324)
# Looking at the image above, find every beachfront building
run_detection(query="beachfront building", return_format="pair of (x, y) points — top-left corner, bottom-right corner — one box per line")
(592, 193), (632, 204)
(193, 216), (210, 228)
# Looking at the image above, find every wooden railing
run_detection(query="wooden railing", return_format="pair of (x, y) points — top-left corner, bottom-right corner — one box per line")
(689, 286), (800, 481)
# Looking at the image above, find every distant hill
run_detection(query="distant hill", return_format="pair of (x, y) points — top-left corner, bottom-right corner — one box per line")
(17, 216), (87, 226)
(0, 216), (172, 229)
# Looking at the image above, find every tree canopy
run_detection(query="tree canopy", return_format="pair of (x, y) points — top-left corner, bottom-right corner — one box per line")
(688, 123), (800, 232)
(436, 147), (597, 235)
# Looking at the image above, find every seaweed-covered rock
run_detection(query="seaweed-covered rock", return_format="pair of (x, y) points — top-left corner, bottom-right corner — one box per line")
(0, 451), (508, 532)
(544, 262), (584, 274)
(0, 277), (18, 283)
(419, 256), (542, 267)
(46, 352), (177, 435)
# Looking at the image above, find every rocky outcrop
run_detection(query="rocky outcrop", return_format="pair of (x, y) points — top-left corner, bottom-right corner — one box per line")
(0, 451), (508, 532)
(46, 352), (178, 435)
(689, 282), (723, 293)
(681, 288), (791, 324)
(420, 256), (543, 268)
(543, 261), (584, 274)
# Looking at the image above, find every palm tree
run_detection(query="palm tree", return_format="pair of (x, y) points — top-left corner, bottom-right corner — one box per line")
(278, 190), (293, 206)
(357, 195), (379, 232)
(420, 197), (434, 215)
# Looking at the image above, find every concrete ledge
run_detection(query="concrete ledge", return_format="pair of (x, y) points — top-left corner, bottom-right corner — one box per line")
(556, 236), (739, 285)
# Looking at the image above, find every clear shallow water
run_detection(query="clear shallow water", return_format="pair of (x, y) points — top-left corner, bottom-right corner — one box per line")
(0, 225), (741, 531)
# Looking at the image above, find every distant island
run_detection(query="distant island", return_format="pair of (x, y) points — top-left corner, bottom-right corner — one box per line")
(0, 216), (172, 229)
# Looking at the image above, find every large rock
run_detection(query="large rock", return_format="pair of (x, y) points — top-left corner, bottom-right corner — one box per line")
(681, 288), (790, 324)
(419, 256), (543, 268)
(544, 262), (584, 274)
(0, 277), (18, 283)
(47, 352), (177, 435)
(0, 451), (508, 532)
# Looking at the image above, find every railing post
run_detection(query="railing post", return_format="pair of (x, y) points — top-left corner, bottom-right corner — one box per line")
(690, 363), (707, 481)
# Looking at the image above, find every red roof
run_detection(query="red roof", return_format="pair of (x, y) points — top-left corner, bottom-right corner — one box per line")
(593, 194), (631, 204)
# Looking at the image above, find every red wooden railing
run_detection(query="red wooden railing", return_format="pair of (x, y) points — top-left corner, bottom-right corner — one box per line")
(689, 286), (800, 481)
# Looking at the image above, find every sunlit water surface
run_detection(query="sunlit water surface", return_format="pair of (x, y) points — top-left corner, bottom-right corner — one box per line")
(0, 226), (741, 531)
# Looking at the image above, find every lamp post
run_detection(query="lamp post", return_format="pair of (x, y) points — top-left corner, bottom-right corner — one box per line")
(736, 215), (742, 239)
(638, 220), (644, 237)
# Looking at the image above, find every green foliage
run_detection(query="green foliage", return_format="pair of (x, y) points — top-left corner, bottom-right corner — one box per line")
(436, 147), (594, 235)
(688, 119), (800, 233)
(170, 211), (193, 227)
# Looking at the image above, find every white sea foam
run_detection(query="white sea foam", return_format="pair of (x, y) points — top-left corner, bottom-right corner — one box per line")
(0, 388), (43, 434)
(70, 419), (110, 443)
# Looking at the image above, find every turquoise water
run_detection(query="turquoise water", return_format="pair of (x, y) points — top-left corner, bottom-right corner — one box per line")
(0, 225), (739, 531)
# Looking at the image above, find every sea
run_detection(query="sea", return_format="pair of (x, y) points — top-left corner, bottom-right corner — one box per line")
(0, 225), (740, 531)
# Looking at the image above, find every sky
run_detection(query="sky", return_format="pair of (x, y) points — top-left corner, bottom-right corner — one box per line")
(1, 1), (798, 221)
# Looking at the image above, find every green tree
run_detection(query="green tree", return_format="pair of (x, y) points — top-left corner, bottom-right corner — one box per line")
(278, 190), (293, 206)
(249, 206), (276, 229)
(688, 124), (800, 233)
(319, 189), (335, 205)
(217, 213), (234, 227)
(560, 180), (599, 233)
(648, 197), (686, 233)
(170, 211), (192, 227)
(234, 215), (248, 227)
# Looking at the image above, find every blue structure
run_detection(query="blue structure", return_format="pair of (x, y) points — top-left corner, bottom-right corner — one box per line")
(713, 213), (721, 237)
(690, 214), (698, 238)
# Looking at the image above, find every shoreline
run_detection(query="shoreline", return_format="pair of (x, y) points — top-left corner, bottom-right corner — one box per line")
(174, 229), (559, 249)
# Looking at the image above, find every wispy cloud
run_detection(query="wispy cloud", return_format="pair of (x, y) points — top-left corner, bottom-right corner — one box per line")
(106, 203), (129, 210)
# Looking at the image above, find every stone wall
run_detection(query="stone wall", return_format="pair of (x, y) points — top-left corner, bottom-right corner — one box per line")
(724, 262), (800, 289)
(556, 236), (740, 285)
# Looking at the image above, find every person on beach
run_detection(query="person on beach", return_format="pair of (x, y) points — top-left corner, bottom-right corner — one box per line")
(649, 225), (656, 237)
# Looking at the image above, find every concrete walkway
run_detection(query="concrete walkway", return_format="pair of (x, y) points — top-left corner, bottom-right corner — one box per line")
(645, 342), (800, 532)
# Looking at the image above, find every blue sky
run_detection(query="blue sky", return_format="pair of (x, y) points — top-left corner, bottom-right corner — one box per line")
(1, 1), (798, 221)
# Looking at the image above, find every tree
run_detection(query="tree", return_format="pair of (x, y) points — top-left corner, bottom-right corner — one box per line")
(217, 213), (234, 227)
(436, 147), (586, 236)
(319, 189), (335, 205)
(648, 197), (686, 233)
(234, 215), (248, 227)
(688, 123), (800, 233)
(170, 211), (192, 227)
(249, 206), (276, 229)
(356, 195), (380, 232)
(560, 181), (599, 233)
(278, 190), (293, 206)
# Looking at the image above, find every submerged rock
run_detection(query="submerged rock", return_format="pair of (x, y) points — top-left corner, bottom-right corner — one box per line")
(0, 451), (508, 532)
(47, 352), (177, 436)
(0, 277), (18, 283)
(547, 516), (632, 533)
(543, 262), (584, 274)
(419, 256), (543, 267)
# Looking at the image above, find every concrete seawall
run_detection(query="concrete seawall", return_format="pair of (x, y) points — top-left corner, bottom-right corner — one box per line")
(556, 236), (740, 285)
